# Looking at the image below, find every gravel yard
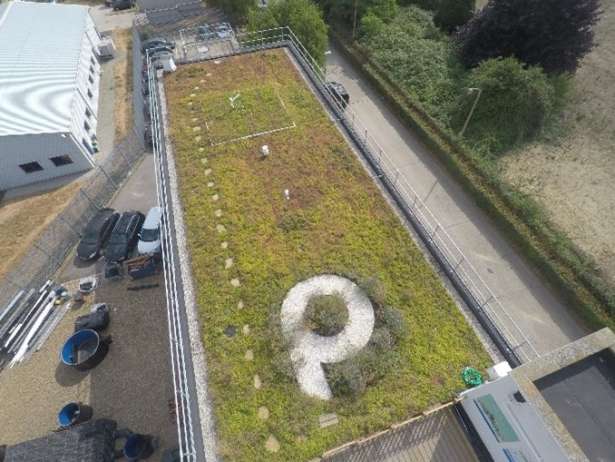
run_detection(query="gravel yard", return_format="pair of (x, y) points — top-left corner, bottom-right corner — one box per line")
(0, 274), (177, 461)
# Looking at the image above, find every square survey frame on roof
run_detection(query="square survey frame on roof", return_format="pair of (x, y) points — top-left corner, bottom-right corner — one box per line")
(164, 49), (490, 461)
(190, 84), (295, 146)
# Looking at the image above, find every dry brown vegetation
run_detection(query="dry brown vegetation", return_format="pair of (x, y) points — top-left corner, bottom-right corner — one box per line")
(113, 28), (134, 140)
(0, 182), (81, 281)
(502, 0), (615, 283)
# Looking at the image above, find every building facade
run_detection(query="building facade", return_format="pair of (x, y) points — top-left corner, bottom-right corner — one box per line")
(0, 1), (103, 191)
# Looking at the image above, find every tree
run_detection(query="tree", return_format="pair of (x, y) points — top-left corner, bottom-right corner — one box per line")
(453, 57), (559, 153)
(317, 0), (397, 27)
(209, 0), (254, 22)
(434, 0), (475, 33)
(248, 0), (329, 66)
(456, 0), (601, 74)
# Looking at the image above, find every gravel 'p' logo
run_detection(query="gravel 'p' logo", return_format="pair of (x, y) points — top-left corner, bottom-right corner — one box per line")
(280, 275), (375, 400)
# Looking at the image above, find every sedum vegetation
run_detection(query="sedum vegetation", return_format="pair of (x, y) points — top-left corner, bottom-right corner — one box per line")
(304, 294), (349, 336)
(165, 49), (489, 461)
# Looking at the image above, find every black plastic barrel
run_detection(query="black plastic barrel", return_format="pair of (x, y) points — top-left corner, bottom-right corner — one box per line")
(57, 402), (93, 428)
(60, 329), (110, 371)
(123, 434), (155, 460)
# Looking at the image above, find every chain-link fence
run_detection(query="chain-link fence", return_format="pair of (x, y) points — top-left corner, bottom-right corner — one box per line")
(0, 29), (147, 312)
(0, 129), (145, 310)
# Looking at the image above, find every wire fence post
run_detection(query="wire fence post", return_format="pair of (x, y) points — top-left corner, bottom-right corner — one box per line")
(97, 164), (118, 189)
(80, 185), (100, 210)
(57, 214), (82, 238)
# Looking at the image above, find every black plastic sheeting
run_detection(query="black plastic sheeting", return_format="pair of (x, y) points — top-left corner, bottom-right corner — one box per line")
(3, 419), (117, 462)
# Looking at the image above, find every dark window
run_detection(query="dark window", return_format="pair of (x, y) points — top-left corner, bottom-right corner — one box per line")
(90, 56), (95, 66)
(87, 89), (93, 99)
(19, 161), (43, 173)
(85, 108), (91, 118)
(82, 138), (93, 154)
(84, 120), (91, 131)
(88, 75), (94, 85)
(90, 65), (95, 74)
(50, 155), (73, 167)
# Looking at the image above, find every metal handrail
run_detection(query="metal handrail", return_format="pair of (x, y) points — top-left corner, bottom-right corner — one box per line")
(189, 26), (538, 362)
(147, 51), (198, 460)
(146, 25), (541, 460)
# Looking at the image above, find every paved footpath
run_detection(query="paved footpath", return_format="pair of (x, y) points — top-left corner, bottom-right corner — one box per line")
(325, 44), (588, 357)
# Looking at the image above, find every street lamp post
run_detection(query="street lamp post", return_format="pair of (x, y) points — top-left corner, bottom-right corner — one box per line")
(459, 87), (482, 138)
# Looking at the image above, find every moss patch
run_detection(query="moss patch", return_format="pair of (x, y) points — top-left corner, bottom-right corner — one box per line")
(165, 49), (489, 462)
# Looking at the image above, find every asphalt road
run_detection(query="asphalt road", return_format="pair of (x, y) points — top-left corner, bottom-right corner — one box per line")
(325, 44), (587, 357)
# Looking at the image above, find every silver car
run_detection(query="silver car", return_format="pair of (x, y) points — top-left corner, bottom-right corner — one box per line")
(137, 207), (162, 255)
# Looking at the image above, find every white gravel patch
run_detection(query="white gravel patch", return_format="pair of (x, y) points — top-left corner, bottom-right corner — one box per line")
(281, 275), (375, 400)
(158, 77), (218, 461)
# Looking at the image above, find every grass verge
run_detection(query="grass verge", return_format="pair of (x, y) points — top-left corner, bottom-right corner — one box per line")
(165, 49), (490, 461)
(113, 28), (134, 140)
(330, 30), (615, 332)
(0, 182), (81, 281)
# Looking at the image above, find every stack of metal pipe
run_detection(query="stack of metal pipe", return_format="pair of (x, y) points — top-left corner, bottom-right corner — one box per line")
(0, 281), (69, 372)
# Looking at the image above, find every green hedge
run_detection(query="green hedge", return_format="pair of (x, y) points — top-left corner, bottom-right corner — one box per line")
(330, 29), (615, 332)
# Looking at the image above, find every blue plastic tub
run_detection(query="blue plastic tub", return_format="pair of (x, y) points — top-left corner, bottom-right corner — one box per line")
(60, 329), (110, 371)
(57, 402), (93, 428)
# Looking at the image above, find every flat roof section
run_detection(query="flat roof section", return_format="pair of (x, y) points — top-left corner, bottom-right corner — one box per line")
(535, 349), (615, 462)
(0, 1), (89, 136)
(322, 406), (479, 462)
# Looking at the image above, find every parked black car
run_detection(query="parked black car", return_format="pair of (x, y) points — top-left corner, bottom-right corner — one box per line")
(77, 208), (120, 261)
(326, 81), (350, 109)
(112, 0), (133, 10)
(141, 38), (175, 53)
(104, 211), (145, 262)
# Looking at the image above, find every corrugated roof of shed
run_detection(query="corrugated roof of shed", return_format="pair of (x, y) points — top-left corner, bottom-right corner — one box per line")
(0, 1), (90, 136)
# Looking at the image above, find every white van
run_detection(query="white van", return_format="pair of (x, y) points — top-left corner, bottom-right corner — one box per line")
(137, 206), (162, 255)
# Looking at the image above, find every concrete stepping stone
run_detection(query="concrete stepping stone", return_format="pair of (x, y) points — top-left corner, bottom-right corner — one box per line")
(199, 147), (205, 152)
(224, 325), (236, 337)
(237, 300), (244, 309)
(319, 413), (339, 428)
(242, 324), (250, 335)
(204, 168), (212, 176)
(192, 117), (198, 122)
(200, 79), (206, 83)
(211, 194), (219, 201)
(245, 349), (254, 361)
(221, 241), (228, 249)
(190, 93), (196, 98)
(230, 278), (240, 287)
(265, 435), (279, 453)
(214, 209), (222, 217)
(200, 158), (208, 165)
(194, 86), (200, 90)
(195, 135), (202, 142)
(193, 126), (201, 132)
(225, 258), (233, 269)
(187, 101), (193, 106)
(207, 182), (214, 188)
(216, 224), (226, 233)
(254, 374), (261, 389)
(258, 406), (269, 420)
